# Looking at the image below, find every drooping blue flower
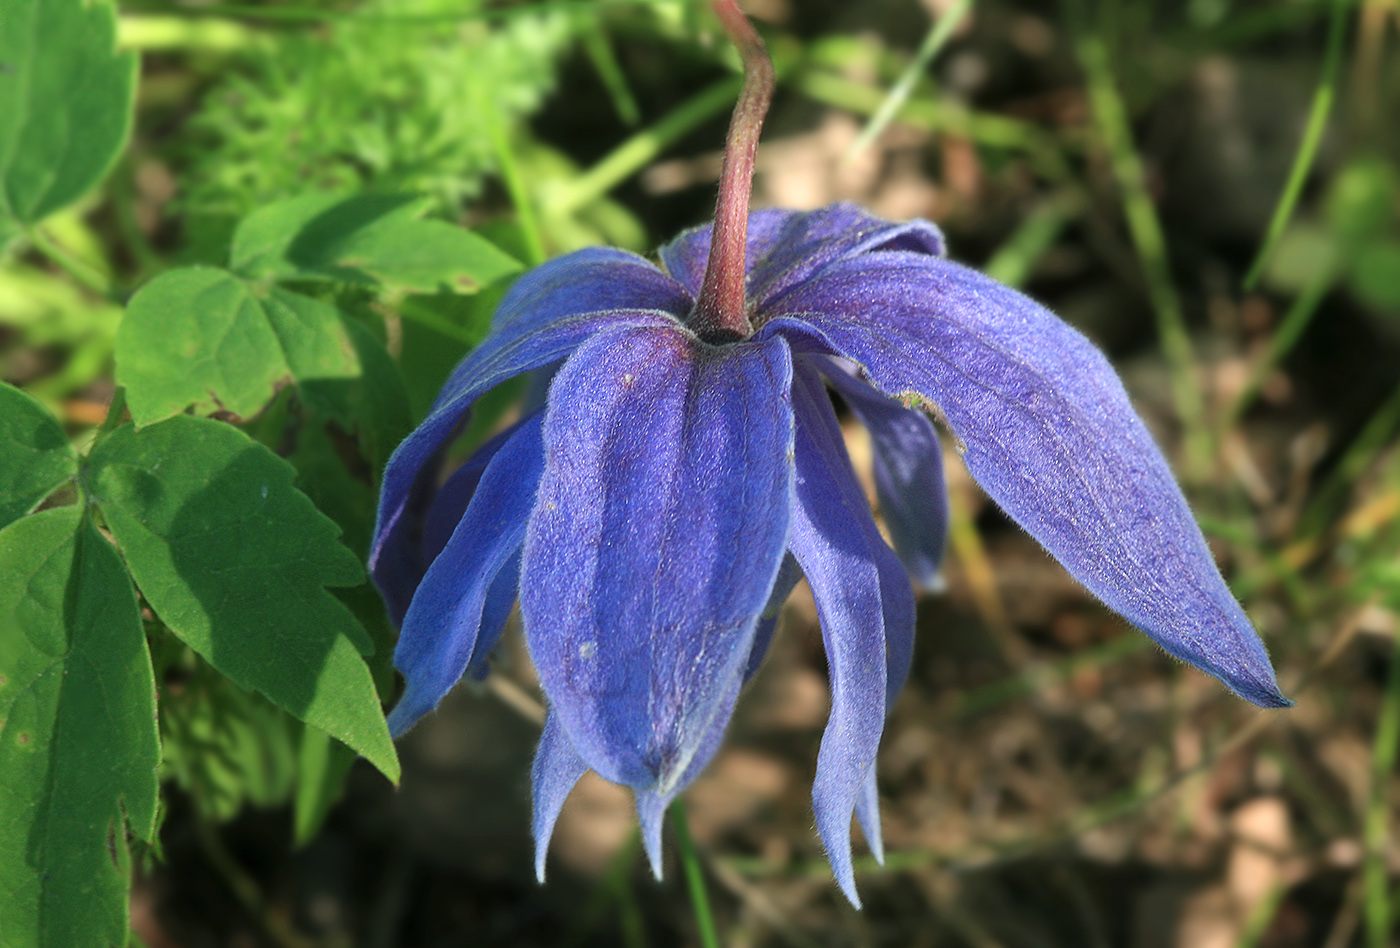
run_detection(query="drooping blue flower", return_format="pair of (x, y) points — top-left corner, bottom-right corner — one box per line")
(369, 202), (1290, 905)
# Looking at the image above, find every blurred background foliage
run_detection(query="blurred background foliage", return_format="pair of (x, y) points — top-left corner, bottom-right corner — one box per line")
(3, 0), (1400, 946)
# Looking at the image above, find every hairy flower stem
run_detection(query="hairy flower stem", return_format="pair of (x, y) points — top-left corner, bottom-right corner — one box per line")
(692, 0), (774, 339)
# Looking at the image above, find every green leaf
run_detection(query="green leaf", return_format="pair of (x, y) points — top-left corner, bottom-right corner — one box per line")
(1350, 239), (1400, 314)
(289, 419), (377, 559)
(0, 506), (161, 948)
(86, 416), (400, 783)
(1326, 157), (1399, 242)
(159, 657), (300, 823)
(316, 312), (412, 470)
(0, 0), (137, 225)
(115, 268), (290, 425)
(115, 268), (406, 437)
(0, 383), (77, 530)
(398, 317), (474, 423)
(293, 725), (357, 847)
(228, 192), (522, 293)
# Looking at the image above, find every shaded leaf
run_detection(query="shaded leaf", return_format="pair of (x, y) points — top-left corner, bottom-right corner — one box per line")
(159, 657), (300, 823)
(398, 317), (474, 423)
(0, 506), (160, 948)
(0, 0), (137, 224)
(0, 383), (77, 530)
(228, 192), (522, 293)
(1350, 239), (1400, 313)
(86, 416), (399, 783)
(1326, 158), (1399, 242)
(293, 725), (357, 847)
(332, 315), (413, 470)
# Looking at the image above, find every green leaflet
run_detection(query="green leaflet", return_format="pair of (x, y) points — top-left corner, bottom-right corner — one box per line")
(0, 507), (160, 948)
(159, 657), (300, 823)
(116, 268), (288, 426)
(229, 192), (522, 292)
(86, 416), (400, 784)
(157, 646), (360, 845)
(0, 384), (77, 531)
(1351, 239), (1400, 312)
(0, 0), (137, 225)
(116, 269), (411, 456)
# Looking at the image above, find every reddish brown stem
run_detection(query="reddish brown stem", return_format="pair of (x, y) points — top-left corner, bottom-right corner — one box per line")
(691, 0), (774, 339)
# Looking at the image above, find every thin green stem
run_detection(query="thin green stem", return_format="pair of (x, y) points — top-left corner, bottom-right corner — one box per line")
(110, 156), (166, 279)
(1236, 883), (1288, 948)
(793, 68), (1074, 184)
(672, 800), (721, 948)
(562, 831), (643, 948)
(1363, 620), (1400, 948)
(1223, 265), (1336, 430)
(1298, 377), (1400, 540)
(1241, 0), (1349, 290)
(478, 87), (547, 267)
(579, 13), (642, 127)
(983, 189), (1086, 289)
(124, 0), (681, 26)
(845, 0), (973, 159)
(26, 227), (122, 302)
(551, 77), (742, 215)
(1069, 5), (1211, 477)
(117, 14), (260, 51)
(98, 388), (130, 437)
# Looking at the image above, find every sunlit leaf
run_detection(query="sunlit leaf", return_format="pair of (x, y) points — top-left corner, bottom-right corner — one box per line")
(0, 383), (77, 531)
(0, 0), (137, 225)
(229, 192), (522, 293)
(0, 507), (160, 948)
(86, 416), (400, 783)
(116, 269), (408, 442)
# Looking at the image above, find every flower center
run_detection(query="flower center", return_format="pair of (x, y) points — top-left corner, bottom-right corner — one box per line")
(690, 1), (774, 341)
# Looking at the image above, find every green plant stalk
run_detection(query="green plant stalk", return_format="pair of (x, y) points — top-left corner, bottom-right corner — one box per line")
(795, 68), (1073, 183)
(846, 0), (974, 159)
(1071, 17), (1211, 478)
(142, 0), (669, 26)
(1364, 617), (1400, 948)
(1298, 377), (1400, 540)
(479, 88), (548, 266)
(563, 830), (644, 948)
(579, 13), (642, 127)
(672, 800), (721, 948)
(1241, 0), (1349, 290)
(1180, 0), (1339, 50)
(552, 77), (743, 215)
(1236, 883), (1288, 948)
(109, 156), (166, 278)
(117, 14), (260, 51)
(26, 227), (121, 302)
(1224, 265), (1336, 430)
(983, 189), (1086, 289)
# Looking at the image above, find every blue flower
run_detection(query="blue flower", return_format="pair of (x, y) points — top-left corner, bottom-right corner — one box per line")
(369, 202), (1289, 905)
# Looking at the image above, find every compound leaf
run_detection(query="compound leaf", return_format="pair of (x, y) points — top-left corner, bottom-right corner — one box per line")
(0, 0), (137, 225)
(86, 416), (399, 783)
(0, 383), (77, 531)
(0, 506), (160, 948)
